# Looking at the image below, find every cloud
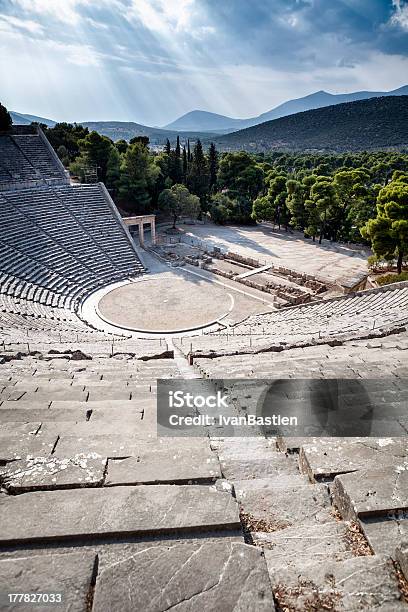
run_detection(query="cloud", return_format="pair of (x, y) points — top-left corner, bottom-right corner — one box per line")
(391, 0), (408, 29)
(1, 0), (407, 125)
(0, 14), (44, 34)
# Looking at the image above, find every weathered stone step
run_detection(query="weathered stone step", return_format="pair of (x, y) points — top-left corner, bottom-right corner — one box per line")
(92, 541), (275, 612)
(259, 522), (353, 572)
(234, 479), (334, 532)
(0, 422), (41, 437)
(0, 407), (89, 423)
(333, 465), (408, 520)
(0, 552), (96, 611)
(212, 437), (299, 480)
(268, 554), (405, 611)
(0, 433), (58, 461)
(104, 440), (221, 485)
(0, 485), (240, 544)
(300, 438), (408, 481)
(360, 516), (408, 557)
(220, 452), (299, 480)
(0, 455), (107, 492)
(53, 434), (152, 457)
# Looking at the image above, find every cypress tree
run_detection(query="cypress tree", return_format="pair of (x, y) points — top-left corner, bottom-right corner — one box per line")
(208, 143), (218, 192)
(182, 145), (188, 184)
(187, 139), (210, 205)
(165, 139), (171, 156)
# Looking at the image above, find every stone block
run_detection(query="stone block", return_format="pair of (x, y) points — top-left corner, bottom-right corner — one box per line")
(333, 465), (408, 520)
(235, 479), (333, 531)
(0, 552), (96, 611)
(261, 522), (352, 573)
(0, 485), (240, 544)
(0, 423), (41, 437)
(0, 408), (89, 423)
(269, 555), (404, 611)
(300, 438), (408, 481)
(360, 516), (408, 557)
(0, 455), (107, 492)
(0, 434), (58, 462)
(105, 439), (220, 485)
(93, 541), (275, 612)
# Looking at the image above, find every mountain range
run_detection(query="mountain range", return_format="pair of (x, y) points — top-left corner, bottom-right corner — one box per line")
(9, 85), (408, 150)
(213, 96), (408, 152)
(164, 85), (408, 133)
(10, 111), (56, 127)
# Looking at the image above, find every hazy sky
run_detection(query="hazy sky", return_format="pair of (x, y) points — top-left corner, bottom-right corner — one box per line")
(1, 0), (408, 126)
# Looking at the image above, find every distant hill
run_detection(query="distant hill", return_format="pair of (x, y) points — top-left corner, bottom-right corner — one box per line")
(80, 121), (215, 145)
(164, 85), (408, 133)
(164, 110), (244, 133)
(214, 96), (408, 153)
(11, 111), (56, 127)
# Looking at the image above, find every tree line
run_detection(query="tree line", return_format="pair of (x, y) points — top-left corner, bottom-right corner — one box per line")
(41, 123), (408, 272)
(1, 100), (405, 274)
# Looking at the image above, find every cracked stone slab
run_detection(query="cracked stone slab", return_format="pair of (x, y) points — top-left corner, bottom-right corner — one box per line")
(235, 479), (334, 531)
(300, 438), (408, 481)
(93, 541), (275, 612)
(0, 485), (240, 544)
(105, 440), (220, 485)
(0, 552), (96, 611)
(269, 554), (404, 611)
(260, 522), (353, 573)
(333, 465), (408, 520)
(0, 455), (107, 492)
(0, 434), (58, 462)
(360, 515), (408, 557)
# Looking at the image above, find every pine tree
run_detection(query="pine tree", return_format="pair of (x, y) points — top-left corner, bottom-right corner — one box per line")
(187, 139), (192, 163)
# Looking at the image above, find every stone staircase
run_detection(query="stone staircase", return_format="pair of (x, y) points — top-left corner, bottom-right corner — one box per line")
(0, 348), (407, 610)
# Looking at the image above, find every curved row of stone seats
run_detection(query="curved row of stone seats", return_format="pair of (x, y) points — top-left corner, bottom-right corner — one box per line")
(175, 284), (408, 357)
(1, 337), (170, 357)
(54, 184), (139, 273)
(239, 283), (408, 329)
(0, 183), (144, 307)
(0, 272), (71, 309)
(0, 126), (68, 187)
(0, 320), (113, 345)
(0, 133), (40, 183)
(191, 333), (408, 379)
(11, 133), (67, 182)
(0, 292), (86, 324)
(0, 241), (106, 308)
